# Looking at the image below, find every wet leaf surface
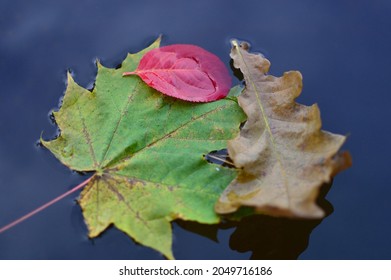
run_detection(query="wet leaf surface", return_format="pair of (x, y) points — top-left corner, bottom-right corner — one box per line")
(42, 39), (245, 259)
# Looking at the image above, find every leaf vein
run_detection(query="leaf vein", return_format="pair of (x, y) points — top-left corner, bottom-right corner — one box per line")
(108, 173), (219, 197)
(100, 80), (140, 166)
(105, 177), (150, 228)
(233, 41), (291, 208)
(76, 102), (98, 167)
(108, 102), (232, 168)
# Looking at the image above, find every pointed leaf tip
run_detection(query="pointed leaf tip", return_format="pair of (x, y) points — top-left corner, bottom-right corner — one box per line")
(66, 71), (73, 83)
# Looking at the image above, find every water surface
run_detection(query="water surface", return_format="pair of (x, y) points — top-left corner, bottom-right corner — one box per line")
(1, 0), (390, 259)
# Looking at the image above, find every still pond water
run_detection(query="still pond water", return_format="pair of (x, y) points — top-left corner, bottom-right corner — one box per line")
(0, 0), (391, 259)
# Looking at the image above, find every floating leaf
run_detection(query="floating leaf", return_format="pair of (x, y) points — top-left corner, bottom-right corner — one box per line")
(215, 41), (351, 218)
(123, 44), (231, 102)
(42, 39), (245, 259)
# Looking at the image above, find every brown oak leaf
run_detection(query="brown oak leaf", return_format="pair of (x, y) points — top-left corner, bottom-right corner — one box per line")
(215, 41), (351, 218)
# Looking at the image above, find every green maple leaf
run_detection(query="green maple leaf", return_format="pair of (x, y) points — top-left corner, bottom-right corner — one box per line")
(42, 38), (245, 259)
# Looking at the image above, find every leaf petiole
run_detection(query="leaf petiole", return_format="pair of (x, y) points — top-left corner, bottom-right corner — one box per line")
(0, 177), (92, 234)
(122, 71), (136, 76)
(206, 154), (235, 167)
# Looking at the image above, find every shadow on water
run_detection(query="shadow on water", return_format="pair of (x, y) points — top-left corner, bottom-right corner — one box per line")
(176, 182), (333, 259)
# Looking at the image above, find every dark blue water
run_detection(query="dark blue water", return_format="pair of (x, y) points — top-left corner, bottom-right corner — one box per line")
(1, 0), (390, 259)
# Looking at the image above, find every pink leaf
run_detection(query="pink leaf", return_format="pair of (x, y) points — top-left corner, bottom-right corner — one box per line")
(123, 44), (232, 102)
